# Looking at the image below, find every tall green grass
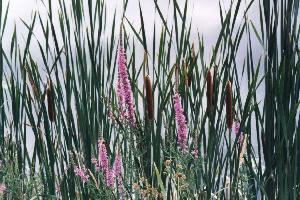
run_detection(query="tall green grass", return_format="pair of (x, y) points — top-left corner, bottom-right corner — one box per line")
(0, 0), (299, 199)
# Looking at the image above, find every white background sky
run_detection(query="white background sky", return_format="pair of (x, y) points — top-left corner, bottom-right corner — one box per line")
(3, 0), (259, 54)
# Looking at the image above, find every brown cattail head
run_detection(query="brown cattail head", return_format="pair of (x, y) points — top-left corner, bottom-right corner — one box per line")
(145, 75), (154, 120)
(187, 66), (192, 88)
(206, 69), (213, 113)
(46, 79), (56, 122)
(225, 80), (233, 129)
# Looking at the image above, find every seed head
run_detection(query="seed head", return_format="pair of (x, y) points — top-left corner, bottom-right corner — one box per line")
(225, 81), (233, 129)
(46, 79), (55, 122)
(206, 69), (213, 113)
(145, 75), (154, 120)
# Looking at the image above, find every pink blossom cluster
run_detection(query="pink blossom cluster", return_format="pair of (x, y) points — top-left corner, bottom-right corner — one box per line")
(116, 31), (136, 127)
(191, 147), (199, 159)
(92, 138), (123, 191)
(74, 165), (90, 183)
(0, 184), (6, 195)
(0, 161), (6, 195)
(97, 139), (115, 187)
(173, 92), (188, 152)
(233, 121), (244, 144)
(113, 153), (124, 199)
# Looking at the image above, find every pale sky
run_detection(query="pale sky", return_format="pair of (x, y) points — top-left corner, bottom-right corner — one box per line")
(3, 0), (259, 53)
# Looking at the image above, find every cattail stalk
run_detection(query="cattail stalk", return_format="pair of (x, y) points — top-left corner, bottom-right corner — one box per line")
(145, 75), (154, 120)
(46, 79), (55, 122)
(206, 69), (213, 113)
(225, 81), (233, 129)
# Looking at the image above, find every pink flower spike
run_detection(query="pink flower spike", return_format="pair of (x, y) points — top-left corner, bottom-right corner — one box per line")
(233, 121), (240, 134)
(91, 157), (100, 171)
(98, 139), (109, 172)
(173, 92), (188, 152)
(191, 148), (199, 159)
(117, 29), (136, 127)
(233, 121), (244, 144)
(0, 184), (6, 195)
(74, 166), (90, 183)
(106, 169), (115, 188)
(117, 64), (126, 121)
(113, 153), (124, 197)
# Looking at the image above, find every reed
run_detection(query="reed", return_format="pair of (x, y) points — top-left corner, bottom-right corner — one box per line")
(46, 79), (55, 123)
(0, 0), (298, 199)
(144, 75), (154, 120)
(206, 69), (213, 113)
(225, 80), (233, 129)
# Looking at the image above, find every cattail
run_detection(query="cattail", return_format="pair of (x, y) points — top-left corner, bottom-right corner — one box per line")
(173, 92), (188, 152)
(206, 69), (213, 113)
(145, 75), (154, 120)
(187, 64), (192, 88)
(46, 79), (55, 122)
(225, 81), (233, 129)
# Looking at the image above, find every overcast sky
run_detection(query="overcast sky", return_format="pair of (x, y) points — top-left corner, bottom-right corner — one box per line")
(3, 0), (259, 53)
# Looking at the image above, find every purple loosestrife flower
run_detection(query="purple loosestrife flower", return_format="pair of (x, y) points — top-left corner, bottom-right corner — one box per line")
(98, 139), (109, 172)
(106, 169), (115, 188)
(117, 63), (126, 121)
(74, 166), (90, 183)
(91, 157), (100, 171)
(173, 92), (188, 152)
(98, 138), (116, 187)
(113, 153), (124, 198)
(117, 30), (136, 127)
(0, 184), (5, 196)
(0, 184), (6, 195)
(191, 147), (199, 159)
(233, 121), (244, 144)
